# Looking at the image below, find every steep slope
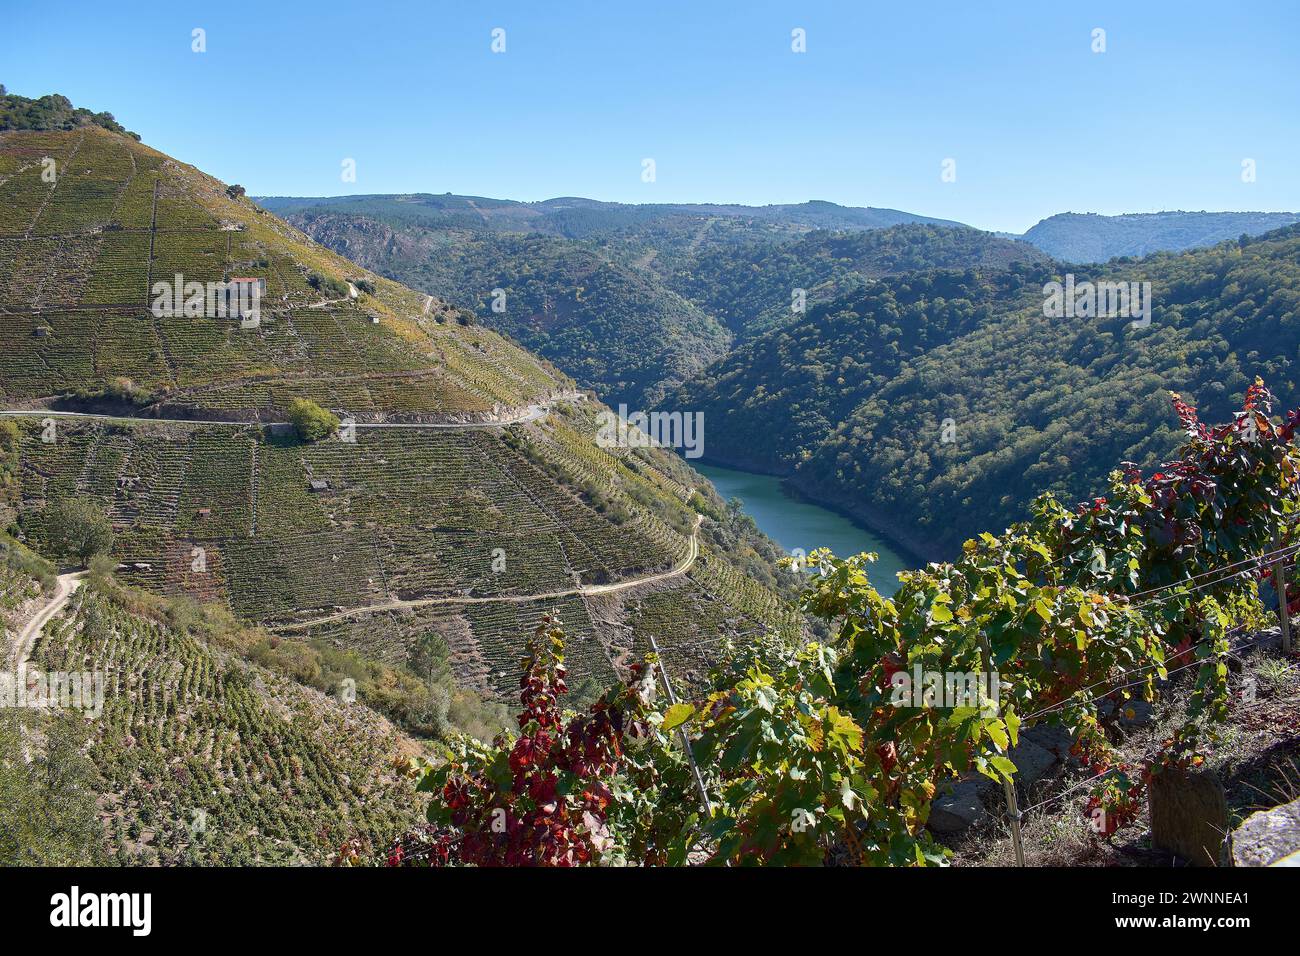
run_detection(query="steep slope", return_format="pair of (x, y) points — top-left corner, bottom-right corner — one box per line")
(1020, 210), (1300, 263)
(663, 225), (1300, 558)
(0, 127), (564, 422)
(274, 213), (730, 407)
(660, 266), (1039, 474)
(0, 546), (419, 865)
(0, 124), (802, 710)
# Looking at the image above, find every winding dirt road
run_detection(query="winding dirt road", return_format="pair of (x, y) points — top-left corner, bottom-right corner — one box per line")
(272, 515), (703, 633)
(0, 391), (582, 432)
(9, 570), (85, 672)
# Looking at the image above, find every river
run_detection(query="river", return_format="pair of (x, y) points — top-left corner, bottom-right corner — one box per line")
(693, 462), (914, 597)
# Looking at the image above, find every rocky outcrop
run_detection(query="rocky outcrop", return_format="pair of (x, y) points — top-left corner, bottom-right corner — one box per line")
(928, 724), (1073, 837)
(1231, 797), (1300, 867)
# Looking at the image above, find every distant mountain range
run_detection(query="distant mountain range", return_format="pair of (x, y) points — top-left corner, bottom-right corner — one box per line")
(263, 194), (1300, 263)
(1016, 210), (1300, 263)
(260, 196), (1038, 405)
(266, 191), (1300, 415)
(259, 194), (964, 240)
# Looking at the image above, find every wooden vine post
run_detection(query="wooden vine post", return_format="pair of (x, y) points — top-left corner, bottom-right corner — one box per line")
(1271, 523), (1293, 655)
(1002, 776), (1027, 867)
(647, 634), (713, 815)
(979, 632), (1026, 866)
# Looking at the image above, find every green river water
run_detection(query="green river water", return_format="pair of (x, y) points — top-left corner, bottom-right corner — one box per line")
(693, 462), (915, 597)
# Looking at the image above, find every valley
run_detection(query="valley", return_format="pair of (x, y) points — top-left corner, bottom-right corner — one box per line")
(0, 110), (807, 864)
(3, 30), (1299, 884)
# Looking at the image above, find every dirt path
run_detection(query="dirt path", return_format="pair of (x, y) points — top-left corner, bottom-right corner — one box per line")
(10, 571), (85, 672)
(303, 293), (354, 310)
(7, 571), (86, 762)
(0, 390), (582, 432)
(272, 515), (703, 633)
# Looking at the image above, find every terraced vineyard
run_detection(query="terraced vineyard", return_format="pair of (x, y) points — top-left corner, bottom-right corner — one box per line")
(0, 126), (566, 421)
(29, 584), (418, 865)
(1, 121), (805, 728)
(11, 412), (800, 701)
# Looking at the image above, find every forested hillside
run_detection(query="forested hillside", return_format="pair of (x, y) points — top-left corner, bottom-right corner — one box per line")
(664, 224), (1048, 340)
(662, 267), (1044, 476)
(1020, 210), (1300, 263)
(273, 212), (730, 406)
(265, 196), (1035, 406)
(662, 225), (1300, 557)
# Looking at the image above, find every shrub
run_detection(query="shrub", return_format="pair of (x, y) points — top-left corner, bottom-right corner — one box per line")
(285, 398), (340, 443)
(306, 272), (348, 299)
(103, 376), (152, 405)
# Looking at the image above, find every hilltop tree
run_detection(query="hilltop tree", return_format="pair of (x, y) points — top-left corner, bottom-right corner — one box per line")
(45, 498), (114, 568)
(0, 87), (139, 139)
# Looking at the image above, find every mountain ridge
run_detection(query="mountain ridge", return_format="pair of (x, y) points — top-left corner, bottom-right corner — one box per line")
(661, 223), (1300, 558)
(1018, 210), (1300, 263)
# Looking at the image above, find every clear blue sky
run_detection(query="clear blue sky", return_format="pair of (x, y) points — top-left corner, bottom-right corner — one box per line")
(4, 0), (1297, 232)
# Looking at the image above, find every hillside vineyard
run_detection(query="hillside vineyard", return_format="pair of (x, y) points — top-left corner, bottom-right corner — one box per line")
(3, 59), (1300, 883)
(0, 126), (802, 705)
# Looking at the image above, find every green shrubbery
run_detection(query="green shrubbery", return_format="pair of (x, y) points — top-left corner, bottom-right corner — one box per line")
(0, 420), (19, 515)
(306, 271), (349, 299)
(0, 531), (56, 592)
(0, 85), (139, 139)
(286, 398), (340, 443)
(44, 498), (114, 567)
